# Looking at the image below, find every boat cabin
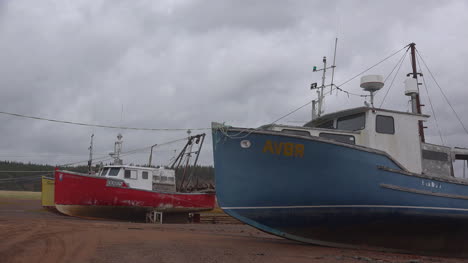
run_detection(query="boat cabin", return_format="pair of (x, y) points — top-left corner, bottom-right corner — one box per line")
(262, 106), (468, 177)
(99, 165), (176, 192)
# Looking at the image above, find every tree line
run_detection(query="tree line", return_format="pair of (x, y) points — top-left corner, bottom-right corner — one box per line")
(0, 160), (214, 192)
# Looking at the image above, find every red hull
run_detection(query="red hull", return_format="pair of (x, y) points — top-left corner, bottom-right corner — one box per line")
(54, 170), (215, 219)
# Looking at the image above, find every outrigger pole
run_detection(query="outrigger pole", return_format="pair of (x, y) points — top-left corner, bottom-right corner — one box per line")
(169, 133), (206, 191)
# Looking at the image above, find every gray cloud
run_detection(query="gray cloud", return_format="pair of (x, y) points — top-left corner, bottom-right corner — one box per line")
(0, 0), (467, 170)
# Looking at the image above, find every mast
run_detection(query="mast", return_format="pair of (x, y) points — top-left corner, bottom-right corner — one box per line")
(408, 43), (425, 142)
(311, 56), (330, 119)
(311, 38), (338, 120)
(148, 143), (157, 167)
(109, 134), (123, 165)
(87, 134), (94, 174)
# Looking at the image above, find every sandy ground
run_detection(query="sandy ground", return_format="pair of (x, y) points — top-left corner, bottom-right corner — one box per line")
(0, 197), (467, 263)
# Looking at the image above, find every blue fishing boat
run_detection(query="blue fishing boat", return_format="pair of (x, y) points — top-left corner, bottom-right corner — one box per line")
(212, 43), (468, 256)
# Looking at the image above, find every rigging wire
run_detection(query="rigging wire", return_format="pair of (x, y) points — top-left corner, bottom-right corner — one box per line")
(289, 45), (410, 118)
(379, 49), (409, 107)
(315, 45), (410, 99)
(416, 53), (445, 145)
(0, 111), (210, 131)
(59, 136), (189, 167)
(216, 44), (412, 139)
(0, 170), (54, 173)
(1, 46), (409, 135)
(334, 44), (410, 90)
(416, 49), (468, 135)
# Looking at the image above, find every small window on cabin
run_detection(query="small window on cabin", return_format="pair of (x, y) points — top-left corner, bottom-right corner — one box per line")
(281, 129), (310, 137)
(422, 150), (449, 161)
(317, 120), (334, 129)
(337, 113), (366, 131)
(376, 115), (395, 134)
(142, 171), (149, 179)
(153, 175), (161, 181)
(168, 177), (175, 182)
(101, 168), (110, 176)
(319, 133), (356, 145)
(161, 176), (167, 182)
(124, 170), (137, 179)
(108, 168), (120, 176)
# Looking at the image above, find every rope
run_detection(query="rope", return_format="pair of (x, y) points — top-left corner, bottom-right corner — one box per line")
(334, 44), (410, 90)
(60, 137), (189, 167)
(216, 44), (411, 139)
(416, 54), (445, 145)
(379, 48), (409, 107)
(312, 44), (410, 99)
(0, 111), (210, 131)
(416, 49), (468, 135)
(0, 170), (54, 173)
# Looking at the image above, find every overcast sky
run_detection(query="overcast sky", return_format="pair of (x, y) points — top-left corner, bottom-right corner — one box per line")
(1, 0), (468, 172)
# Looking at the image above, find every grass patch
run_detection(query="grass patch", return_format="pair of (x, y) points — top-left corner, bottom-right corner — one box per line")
(0, 190), (41, 200)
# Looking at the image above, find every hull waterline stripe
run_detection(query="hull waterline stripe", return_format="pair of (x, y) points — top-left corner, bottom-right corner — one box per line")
(221, 205), (468, 212)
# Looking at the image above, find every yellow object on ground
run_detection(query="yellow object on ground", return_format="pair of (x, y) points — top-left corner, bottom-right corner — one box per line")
(41, 176), (55, 207)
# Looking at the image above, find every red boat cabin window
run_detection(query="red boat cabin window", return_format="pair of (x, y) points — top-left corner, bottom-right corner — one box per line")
(108, 168), (121, 176)
(124, 169), (138, 179)
(100, 168), (110, 176)
(142, 171), (149, 179)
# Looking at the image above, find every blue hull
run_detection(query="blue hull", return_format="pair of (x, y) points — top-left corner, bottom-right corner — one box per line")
(212, 128), (468, 256)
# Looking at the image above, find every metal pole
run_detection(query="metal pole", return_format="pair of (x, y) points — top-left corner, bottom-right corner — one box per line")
(184, 134), (206, 190)
(464, 160), (466, 179)
(330, 38), (338, 93)
(312, 100), (317, 120)
(317, 56), (327, 117)
(148, 144), (157, 167)
(409, 43), (425, 142)
(88, 134), (94, 174)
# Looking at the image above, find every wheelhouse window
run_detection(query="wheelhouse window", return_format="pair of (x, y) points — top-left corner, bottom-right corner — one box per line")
(100, 168), (110, 176)
(124, 170), (137, 179)
(319, 133), (356, 145)
(316, 120), (334, 129)
(142, 171), (149, 179)
(108, 168), (121, 176)
(337, 113), (366, 131)
(281, 129), (310, 137)
(376, 115), (395, 134)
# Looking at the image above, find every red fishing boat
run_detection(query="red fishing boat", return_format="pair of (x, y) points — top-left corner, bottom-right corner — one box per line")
(54, 133), (215, 221)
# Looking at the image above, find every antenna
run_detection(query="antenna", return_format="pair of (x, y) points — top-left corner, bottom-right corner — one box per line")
(88, 134), (94, 174)
(330, 38), (338, 92)
(310, 39), (338, 119)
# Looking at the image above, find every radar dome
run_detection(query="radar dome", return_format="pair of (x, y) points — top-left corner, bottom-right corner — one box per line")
(360, 75), (384, 92)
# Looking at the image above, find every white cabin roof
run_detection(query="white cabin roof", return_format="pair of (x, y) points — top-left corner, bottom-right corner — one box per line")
(304, 107), (429, 128)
